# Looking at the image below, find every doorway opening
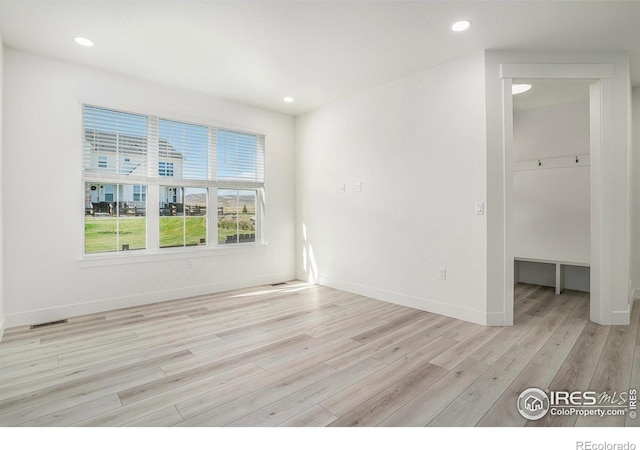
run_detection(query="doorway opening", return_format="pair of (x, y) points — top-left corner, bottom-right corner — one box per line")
(499, 62), (617, 326)
(510, 79), (592, 318)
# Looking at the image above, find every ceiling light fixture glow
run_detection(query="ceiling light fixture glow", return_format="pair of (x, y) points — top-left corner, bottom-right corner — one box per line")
(74, 36), (94, 47)
(451, 20), (472, 32)
(512, 84), (532, 95)
(283, 97), (294, 103)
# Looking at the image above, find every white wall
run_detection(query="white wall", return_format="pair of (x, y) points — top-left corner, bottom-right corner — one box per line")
(0, 39), (4, 340)
(513, 99), (591, 264)
(485, 51), (631, 325)
(3, 49), (296, 327)
(514, 99), (590, 161)
(633, 87), (640, 299)
(296, 51), (489, 324)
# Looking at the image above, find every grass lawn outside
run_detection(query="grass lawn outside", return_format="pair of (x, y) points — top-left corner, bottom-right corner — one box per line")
(84, 217), (146, 254)
(160, 216), (207, 248)
(85, 215), (253, 253)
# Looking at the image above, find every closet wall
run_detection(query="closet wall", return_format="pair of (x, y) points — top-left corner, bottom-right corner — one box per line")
(513, 97), (591, 291)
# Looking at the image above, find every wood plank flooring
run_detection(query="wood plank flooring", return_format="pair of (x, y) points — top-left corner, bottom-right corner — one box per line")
(0, 281), (638, 427)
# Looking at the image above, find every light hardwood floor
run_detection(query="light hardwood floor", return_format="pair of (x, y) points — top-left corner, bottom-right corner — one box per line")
(0, 281), (638, 427)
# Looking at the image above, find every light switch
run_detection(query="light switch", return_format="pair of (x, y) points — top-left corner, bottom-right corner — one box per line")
(474, 202), (484, 215)
(356, 182), (362, 192)
(339, 184), (346, 193)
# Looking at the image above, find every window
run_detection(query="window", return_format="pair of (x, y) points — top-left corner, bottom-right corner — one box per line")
(217, 129), (264, 182)
(160, 186), (208, 248)
(83, 105), (148, 177)
(159, 119), (209, 180)
(218, 189), (256, 244)
(216, 129), (264, 245)
(84, 183), (147, 254)
(158, 161), (174, 177)
(82, 104), (265, 255)
(133, 185), (147, 202)
(104, 185), (114, 202)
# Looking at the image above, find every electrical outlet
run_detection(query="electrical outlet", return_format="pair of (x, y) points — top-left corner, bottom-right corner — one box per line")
(356, 182), (362, 192)
(438, 268), (447, 280)
(339, 183), (346, 193)
(186, 259), (192, 269)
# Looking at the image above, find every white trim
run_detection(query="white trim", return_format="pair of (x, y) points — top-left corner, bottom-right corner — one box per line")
(0, 315), (5, 343)
(498, 62), (625, 326)
(486, 312), (506, 327)
(4, 272), (292, 328)
(317, 276), (488, 326)
(610, 303), (633, 326)
(500, 63), (614, 80)
(78, 243), (268, 268)
(502, 77), (515, 326)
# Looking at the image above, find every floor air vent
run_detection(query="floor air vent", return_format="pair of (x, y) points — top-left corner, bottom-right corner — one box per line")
(30, 319), (68, 330)
(270, 282), (287, 286)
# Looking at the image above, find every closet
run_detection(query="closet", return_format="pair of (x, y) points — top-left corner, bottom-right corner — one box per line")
(512, 79), (592, 294)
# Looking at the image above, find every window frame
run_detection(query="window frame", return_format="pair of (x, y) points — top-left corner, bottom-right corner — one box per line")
(80, 102), (266, 261)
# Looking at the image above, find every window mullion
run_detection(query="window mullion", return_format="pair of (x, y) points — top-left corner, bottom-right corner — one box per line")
(148, 116), (159, 179)
(210, 186), (218, 246)
(235, 190), (240, 244)
(147, 184), (160, 251)
(115, 184), (120, 252)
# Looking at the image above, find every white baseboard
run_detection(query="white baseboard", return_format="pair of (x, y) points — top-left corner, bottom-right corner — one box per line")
(0, 315), (5, 343)
(5, 272), (293, 328)
(317, 276), (488, 326)
(610, 304), (633, 326)
(485, 312), (508, 326)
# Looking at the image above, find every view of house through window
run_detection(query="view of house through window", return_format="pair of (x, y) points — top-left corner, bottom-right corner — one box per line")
(84, 183), (147, 254)
(218, 189), (257, 244)
(82, 104), (264, 255)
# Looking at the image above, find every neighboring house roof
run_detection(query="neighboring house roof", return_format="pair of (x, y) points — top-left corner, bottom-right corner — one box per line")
(84, 130), (184, 160)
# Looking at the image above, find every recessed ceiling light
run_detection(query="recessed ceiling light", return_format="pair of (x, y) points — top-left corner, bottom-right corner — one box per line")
(512, 84), (532, 95)
(451, 20), (472, 32)
(74, 37), (94, 47)
(283, 97), (294, 103)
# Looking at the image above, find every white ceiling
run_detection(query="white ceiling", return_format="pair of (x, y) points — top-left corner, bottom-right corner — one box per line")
(0, 1), (638, 116)
(513, 79), (592, 111)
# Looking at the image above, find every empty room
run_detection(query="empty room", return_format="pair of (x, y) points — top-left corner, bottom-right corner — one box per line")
(0, 0), (639, 444)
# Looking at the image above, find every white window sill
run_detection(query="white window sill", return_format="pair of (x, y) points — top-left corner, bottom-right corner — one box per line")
(78, 243), (268, 268)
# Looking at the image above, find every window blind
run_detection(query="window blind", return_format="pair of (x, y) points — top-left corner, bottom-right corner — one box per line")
(83, 105), (265, 184)
(158, 119), (211, 181)
(216, 129), (265, 183)
(83, 105), (152, 177)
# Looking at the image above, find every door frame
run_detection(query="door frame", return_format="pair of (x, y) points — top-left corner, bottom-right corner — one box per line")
(499, 63), (614, 325)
